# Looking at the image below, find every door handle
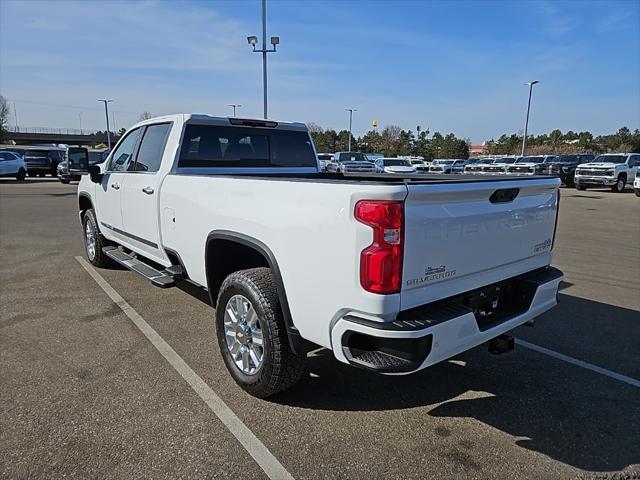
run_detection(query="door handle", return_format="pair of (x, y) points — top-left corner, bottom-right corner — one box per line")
(111, 182), (120, 190)
(142, 186), (154, 195)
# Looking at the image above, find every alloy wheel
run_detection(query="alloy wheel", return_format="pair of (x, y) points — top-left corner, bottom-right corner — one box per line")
(223, 294), (264, 375)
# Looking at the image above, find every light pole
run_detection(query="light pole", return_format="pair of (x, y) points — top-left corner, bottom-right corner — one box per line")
(521, 80), (539, 156)
(346, 108), (357, 151)
(78, 112), (83, 131)
(98, 99), (113, 151)
(247, 0), (279, 119)
(228, 104), (242, 116)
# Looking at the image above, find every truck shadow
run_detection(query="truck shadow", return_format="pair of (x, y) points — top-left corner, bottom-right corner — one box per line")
(275, 294), (640, 472)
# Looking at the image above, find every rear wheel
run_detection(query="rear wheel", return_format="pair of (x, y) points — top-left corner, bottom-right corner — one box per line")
(635, 189), (640, 197)
(215, 268), (305, 398)
(82, 209), (111, 268)
(611, 175), (626, 193)
(576, 185), (586, 191)
(15, 169), (26, 181)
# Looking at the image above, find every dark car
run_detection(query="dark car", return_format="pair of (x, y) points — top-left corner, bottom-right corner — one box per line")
(543, 154), (595, 186)
(1, 146), (65, 177)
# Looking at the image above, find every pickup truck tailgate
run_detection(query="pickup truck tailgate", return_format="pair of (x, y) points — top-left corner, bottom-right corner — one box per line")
(401, 178), (559, 310)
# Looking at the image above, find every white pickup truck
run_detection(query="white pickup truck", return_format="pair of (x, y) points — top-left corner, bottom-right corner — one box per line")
(574, 153), (639, 192)
(76, 114), (563, 397)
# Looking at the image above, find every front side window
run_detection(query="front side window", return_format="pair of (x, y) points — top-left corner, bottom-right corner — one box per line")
(108, 128), (142, 172)
(178, 124), (316, 168)
(131, 123), (171, 172)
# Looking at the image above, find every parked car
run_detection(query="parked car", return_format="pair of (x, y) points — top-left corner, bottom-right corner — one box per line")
(464, 157), (494, 174)
(482, 157), (517, 174)
(542, 154), (595, 187)
(450, 159), (473, 174)
(326, 152), (376, 173)
(634, 171), (640, 197)
(58, 149), (109, 184)
(76, 114), (563, 397)
(316, 153), (333, 172)
(374, 157), (417, 174)
(505, 155), (556, 176)
(574, 153), (639, 192)
(0, 145), (65, 176)
(429, 159), (457, 174)
(0, 150), (27, 181)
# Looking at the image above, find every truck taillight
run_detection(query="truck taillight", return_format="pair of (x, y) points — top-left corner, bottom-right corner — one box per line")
(355, 200), (404, 294)
(551, 189), (560, 250)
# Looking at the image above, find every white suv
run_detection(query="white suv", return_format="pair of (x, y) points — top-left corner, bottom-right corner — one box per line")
(0, 150), (27, 181)
(575, 153), (639, 193)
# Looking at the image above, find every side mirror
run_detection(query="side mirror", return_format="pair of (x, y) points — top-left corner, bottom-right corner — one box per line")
(88, 164), (103, 184)
(68, 147), (90, 174)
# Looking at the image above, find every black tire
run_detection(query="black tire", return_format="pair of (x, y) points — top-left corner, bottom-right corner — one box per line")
(215, 268), (305, 398)
(635, 189), (640, 197)
(15, 169), (26, 181)
(37, 172), (46, 177)
(28, 171), (36, 177)
(576, 185), (586, 191)
(611, 175), (626, 193)
(59, 178), (71, 185)
(82, 209), (111, 268)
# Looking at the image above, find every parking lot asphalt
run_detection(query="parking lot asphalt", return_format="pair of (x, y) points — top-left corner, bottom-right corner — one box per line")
(1, 177), (639, 479)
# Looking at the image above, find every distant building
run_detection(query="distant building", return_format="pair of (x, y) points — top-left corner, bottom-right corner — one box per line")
(469, 143), (487, 156)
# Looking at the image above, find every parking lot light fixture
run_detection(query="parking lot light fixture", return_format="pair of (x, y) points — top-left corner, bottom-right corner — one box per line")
(247, 0), (278, 119)
(521, 80), (539, 156)
(227, 104), (242, 116)
(346, 108), (357, 151)
(98, 99), (113, 151)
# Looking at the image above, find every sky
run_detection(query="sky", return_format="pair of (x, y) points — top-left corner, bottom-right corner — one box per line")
(0, 0), (638, 142)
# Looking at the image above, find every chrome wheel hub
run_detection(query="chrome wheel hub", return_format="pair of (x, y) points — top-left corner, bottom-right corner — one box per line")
(223, 294), (264, 375)
(85, 221), (96, 260)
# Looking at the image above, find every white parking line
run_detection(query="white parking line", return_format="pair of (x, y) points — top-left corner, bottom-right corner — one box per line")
(516, 338), (640, 389)
(75, 256), (294, 480)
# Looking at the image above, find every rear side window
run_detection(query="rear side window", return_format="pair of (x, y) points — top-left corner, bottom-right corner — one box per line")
(178, 124), (316, 168)
(131, 123), (171, 172)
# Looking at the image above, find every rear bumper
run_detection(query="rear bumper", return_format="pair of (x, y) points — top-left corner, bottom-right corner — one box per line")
(330, 266), (563, 373)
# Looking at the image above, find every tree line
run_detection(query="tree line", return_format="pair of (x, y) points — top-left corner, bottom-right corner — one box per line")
(308, 123), (470, 160)
(485, 127), (640, 155)
(309, 122), (640, 159)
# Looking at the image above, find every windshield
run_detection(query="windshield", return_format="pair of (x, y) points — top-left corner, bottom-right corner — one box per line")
(383, 159), (412, 167)
(592, 155), (627, 164)
(338, 152), (367, 162)
(317, 154), (333, 161)
(433, 159), (454, 165)
(553, 155), (579, 163)
(518, 156), (545, 164)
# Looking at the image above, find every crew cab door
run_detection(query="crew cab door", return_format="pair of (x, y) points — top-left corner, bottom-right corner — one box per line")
(119, 122), (172, 261)
(95, 127), (142, 242)
(628, 155), (639, 182)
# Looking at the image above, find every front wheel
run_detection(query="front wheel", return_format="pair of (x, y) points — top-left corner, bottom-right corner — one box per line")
(82, 209), (111, 267)
(576, 185), (586, 191)
(611, 176), (626, 193)
(215, 268), (305, 398)
(59, 178), (70, 185)
(15, 169), (26, 181)
(635, 188), (640, 197)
